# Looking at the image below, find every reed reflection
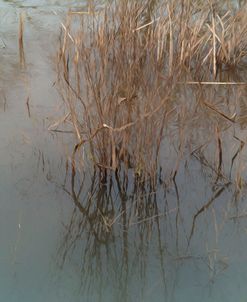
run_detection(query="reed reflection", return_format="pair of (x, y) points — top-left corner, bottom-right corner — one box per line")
(57, 164), (169, 301)
(54, 146), (247, 302)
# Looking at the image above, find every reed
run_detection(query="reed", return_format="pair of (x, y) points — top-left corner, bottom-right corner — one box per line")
(19, 12), (25, 68)
(56, 0), (247, 183)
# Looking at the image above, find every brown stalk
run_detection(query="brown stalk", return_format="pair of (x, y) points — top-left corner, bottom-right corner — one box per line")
(19, 12), (25, 68)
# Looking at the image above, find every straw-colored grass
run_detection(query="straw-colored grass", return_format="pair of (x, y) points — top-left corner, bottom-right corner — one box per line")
(56, 0), (247, 183)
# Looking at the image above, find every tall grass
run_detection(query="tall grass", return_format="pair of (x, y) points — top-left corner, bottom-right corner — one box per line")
(56, 0), (247, 183)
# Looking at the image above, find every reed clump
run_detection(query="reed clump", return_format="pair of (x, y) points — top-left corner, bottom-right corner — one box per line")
(56, 0), (247, 183)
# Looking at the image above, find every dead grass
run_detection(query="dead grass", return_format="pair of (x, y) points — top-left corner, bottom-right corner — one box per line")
(56, 0), (247, 183)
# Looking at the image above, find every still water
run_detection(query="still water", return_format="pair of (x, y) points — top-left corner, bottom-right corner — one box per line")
(1, 1), (247, 301)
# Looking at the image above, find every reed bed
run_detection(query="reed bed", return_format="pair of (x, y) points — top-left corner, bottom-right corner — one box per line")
(56, 0), (247, 184)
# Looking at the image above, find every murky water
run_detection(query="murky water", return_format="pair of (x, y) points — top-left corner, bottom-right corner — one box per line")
(1, 1), (247, 301)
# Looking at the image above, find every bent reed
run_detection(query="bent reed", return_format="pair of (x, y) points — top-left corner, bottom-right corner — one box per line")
(56, 0), (247, 184)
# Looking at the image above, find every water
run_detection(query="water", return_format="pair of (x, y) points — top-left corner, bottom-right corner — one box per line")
(1, 1), (247, 301)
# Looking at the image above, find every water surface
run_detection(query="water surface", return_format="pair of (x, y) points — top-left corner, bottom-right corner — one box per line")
(1, 1), (247, 301)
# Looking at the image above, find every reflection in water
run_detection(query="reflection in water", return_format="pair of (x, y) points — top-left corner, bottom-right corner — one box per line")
(57, 164), (168, 301)
(55, 145), (247, 301)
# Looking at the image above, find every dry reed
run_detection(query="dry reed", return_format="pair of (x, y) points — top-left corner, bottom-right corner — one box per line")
(56, 0), (247, 183)
(19, 12), (25, 68)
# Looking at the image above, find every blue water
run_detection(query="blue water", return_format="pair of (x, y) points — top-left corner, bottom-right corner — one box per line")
(1, 1), (247, 301)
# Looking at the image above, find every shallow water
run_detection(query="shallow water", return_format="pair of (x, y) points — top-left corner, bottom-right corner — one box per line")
(1, 1), (247, 301)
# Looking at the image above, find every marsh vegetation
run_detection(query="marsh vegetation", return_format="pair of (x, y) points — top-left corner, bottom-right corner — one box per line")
(57, 0), (247, 185)
(52, 3), (247, 299)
